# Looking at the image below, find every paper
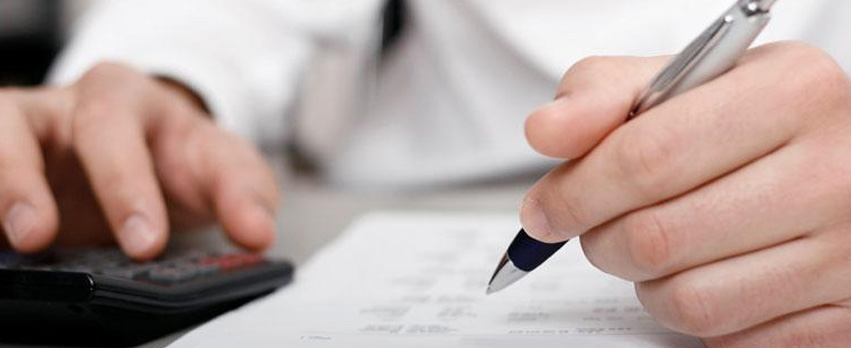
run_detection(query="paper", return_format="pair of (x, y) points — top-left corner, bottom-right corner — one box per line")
(169, 212), (703, 348)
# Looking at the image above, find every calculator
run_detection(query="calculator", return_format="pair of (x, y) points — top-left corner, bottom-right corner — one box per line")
(0, 248), (294, 347)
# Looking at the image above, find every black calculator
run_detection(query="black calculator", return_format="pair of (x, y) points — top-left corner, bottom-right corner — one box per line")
(0, 248), (294, 347)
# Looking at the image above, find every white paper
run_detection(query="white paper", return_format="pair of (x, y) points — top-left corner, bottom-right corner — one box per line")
(169, 212), (704, 348)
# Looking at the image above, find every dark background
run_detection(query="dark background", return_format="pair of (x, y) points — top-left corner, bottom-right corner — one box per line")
(0, 0), (62, 86)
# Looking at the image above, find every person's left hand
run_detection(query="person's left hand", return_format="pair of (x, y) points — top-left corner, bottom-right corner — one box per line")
(0, 63), (279, 260)
(522, 41), (851, 346)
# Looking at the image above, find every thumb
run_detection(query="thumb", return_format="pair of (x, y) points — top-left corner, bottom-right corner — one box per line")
(525, 55), (670, 160)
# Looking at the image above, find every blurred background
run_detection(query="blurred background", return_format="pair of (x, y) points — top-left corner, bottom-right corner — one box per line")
(0, 0), (70, 86)
(0, 0), (405, 87)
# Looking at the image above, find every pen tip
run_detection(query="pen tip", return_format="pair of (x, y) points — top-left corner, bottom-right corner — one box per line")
(485, 254), (528, 295)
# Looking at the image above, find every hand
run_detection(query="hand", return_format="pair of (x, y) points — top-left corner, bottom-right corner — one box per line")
(522, 41), (851, 346)
(0, 62), (279, 260)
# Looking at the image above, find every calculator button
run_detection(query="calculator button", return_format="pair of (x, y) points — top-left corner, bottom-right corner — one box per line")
(149, 266), (199, 283)
(173, 249), (211, 260)
(201, 254), (263, 271)
(99, 268), (141, 279)
(196, 263), (220, 276)
(125, 264), (156, 273)
(61, 265), (96, 273)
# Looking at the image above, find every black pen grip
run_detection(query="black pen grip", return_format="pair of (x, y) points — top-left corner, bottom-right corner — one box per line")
(506, 229), (567, 272)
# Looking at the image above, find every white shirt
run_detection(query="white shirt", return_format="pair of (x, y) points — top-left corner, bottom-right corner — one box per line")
(50, 0), (851, 188)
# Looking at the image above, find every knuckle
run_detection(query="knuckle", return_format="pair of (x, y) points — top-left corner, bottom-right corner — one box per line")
(558, 56), (622, 95)
(668, 280), (721, 336)
(778, 41), (836, 70)
(810, 67), (851, 111)
(81, 61), (133, 82)
(777, 42), (851, 111)
(622, 210), (674, 276)
(70, 99), (116, 136)
(78, 62), (152, 98)
(615, 126), (681, 198)
(568, 56), (618, 78)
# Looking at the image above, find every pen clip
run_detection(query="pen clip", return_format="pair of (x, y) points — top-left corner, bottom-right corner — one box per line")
(629, 14), (735, 119)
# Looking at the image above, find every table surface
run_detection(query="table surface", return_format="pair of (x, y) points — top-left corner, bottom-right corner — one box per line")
(5, 159), (537, 348)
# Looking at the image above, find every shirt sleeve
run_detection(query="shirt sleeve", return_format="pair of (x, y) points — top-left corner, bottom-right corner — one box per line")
(48, 0), (314, 147)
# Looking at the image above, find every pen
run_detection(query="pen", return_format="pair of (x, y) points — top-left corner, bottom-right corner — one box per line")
(487, 0), (778, 295)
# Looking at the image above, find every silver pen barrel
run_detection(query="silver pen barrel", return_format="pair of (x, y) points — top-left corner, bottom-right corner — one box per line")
(745, 0), (777, 13)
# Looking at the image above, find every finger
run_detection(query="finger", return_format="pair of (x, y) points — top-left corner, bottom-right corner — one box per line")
(580, 142), (827, 281)
(71, 64), (169, 260)
(703, 304), (851, 348)
(210, 131), (278, 250)
(525, 56), (667, 159)
(635, 235), (851, 337)
(179, 123), (278, 250)
(522, 42), (825, 243)
(0, 97), (59, 252)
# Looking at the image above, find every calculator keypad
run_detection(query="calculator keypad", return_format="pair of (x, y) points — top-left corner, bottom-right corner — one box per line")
(0, 248), (265, 284)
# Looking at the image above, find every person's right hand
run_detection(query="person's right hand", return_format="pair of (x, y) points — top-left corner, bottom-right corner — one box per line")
(521, 42), (851, 346)
(0, 62), (280, 260)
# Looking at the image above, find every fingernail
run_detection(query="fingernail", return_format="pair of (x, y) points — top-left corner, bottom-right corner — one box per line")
(520, 197), (554, 241)
(3, 203), (37, 246)
(119, 215), (158, 256)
